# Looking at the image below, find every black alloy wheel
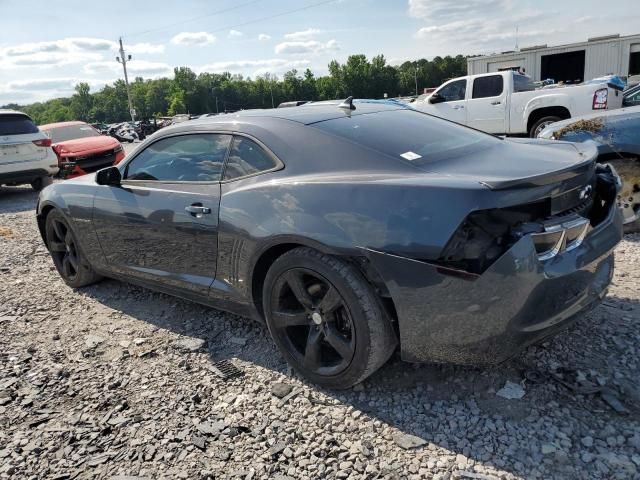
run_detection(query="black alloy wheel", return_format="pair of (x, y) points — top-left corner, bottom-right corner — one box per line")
(45, 210), (102, 288)
(270, 267), (356, 376)
(263, 247), (397, 389)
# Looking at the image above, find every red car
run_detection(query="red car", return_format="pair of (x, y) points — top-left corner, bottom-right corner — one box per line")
(39, 121), (125, 178)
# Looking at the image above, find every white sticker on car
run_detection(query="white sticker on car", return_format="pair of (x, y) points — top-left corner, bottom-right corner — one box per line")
(400, 151), (422, 161)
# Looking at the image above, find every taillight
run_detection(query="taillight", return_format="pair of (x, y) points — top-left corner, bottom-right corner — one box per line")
(33, 138), (52, 147)
(593, 88), (608, 110)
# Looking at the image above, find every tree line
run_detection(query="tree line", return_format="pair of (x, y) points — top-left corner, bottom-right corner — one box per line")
(3, 54), (467, 125)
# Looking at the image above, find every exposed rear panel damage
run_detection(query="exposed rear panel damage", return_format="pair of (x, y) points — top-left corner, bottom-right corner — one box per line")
(364, 164), (623, 364)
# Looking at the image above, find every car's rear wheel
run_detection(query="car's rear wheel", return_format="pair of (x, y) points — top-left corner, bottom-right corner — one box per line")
(31, 176), (52, 191)
(530, 116), (562, 138)
(263, 247), (396, 389)
(45, 210), (102, 288)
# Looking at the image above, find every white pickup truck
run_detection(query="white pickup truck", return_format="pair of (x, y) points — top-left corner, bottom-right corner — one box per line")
(412, 71), (624, 137)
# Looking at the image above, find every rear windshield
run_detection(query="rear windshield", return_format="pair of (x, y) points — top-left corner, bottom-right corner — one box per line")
(312, 109), (498, 165)
(44, 124), (100, 143)
(0, 114), (39, 135)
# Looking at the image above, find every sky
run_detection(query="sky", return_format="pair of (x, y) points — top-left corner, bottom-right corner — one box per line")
(0, 0), (638, 105)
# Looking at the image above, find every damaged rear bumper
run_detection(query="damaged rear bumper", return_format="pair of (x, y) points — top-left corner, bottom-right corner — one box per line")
(363, 200), (623, 365)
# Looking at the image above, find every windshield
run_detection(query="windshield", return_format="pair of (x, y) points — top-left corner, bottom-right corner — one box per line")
(312, 109), (498, 165)
(44, 124), (100, 143)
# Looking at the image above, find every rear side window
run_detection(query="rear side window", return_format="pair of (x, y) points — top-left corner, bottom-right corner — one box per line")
(0, 114), (39, 135)
(472, 75), (504, 98)
(313, 109), (498, 166)
(513, 74), (536, 92)
(223, 137), (279, 180)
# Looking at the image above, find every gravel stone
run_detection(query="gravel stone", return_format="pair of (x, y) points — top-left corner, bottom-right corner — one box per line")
(1, 183), (639, 479)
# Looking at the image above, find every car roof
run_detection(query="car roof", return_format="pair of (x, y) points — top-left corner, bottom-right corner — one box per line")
(39, 121), (87, 130)
(0, 109), (30, 117)
(184, 100), (409, 128)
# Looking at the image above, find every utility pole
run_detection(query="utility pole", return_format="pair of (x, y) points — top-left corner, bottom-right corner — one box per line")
(116, 37), (135, 122)
(414, 66), (419, 96)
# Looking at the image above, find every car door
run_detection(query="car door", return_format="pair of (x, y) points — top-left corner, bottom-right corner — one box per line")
(92, 132), (232, 298)
(422, 79), (468, 125)
(466, 75), (507, 134)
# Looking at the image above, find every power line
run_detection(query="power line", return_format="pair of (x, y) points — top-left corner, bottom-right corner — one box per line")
(124, 0), (338, 41)
(124, 0), (263, 39)
(207, 0), (338, 35)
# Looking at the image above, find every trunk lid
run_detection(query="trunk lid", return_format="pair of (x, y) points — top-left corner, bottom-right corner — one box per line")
(420, 138), (597, 190)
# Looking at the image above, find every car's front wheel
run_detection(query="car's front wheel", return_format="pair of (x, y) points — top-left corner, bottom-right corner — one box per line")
(263, 247), (396, 389)
(45, 210), (102, 288)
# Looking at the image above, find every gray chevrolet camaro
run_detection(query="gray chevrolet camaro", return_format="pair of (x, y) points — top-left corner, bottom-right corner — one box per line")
(36, 99), (623, 388)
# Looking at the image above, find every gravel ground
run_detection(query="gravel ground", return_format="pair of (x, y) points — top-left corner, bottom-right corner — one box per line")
(1, 184), (639, 480)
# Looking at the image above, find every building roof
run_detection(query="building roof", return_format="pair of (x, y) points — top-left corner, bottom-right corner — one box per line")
(469, 32), (640, 61)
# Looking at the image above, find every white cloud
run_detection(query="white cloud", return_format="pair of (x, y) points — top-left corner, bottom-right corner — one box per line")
(283, 28), (323, 41)
(127, 42), (165, 54)
(199, 58), (311, 76)
(170, 32), (216, 46)
(228, 30), (244, 38)
(408, 0), (509, 21)
(0, 37), (165, 69)
(275, 39), (339, 55)
(258, 33), (272, 42)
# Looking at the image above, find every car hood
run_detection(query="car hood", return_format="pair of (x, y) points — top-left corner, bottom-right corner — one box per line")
(538, 106), (640, 138)
(418, 138), (597, 190)
(53, 136), (120, 157)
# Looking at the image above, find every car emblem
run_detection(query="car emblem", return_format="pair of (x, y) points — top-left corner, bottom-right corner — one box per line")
(579, 185), (593, 200)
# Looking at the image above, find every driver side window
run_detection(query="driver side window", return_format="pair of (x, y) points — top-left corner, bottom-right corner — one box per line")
(437, 79), (467, 102)
(125, 133), (232, 182)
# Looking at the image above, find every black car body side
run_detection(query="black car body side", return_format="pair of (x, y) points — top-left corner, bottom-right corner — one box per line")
(36, 103), (623, 365)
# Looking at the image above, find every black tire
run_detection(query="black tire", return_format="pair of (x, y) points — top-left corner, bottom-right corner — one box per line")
(45, 209), (102, 288)
(529, 116), (562, 138)
(31, 176), (53, 191)
(263, 247), (397, 389)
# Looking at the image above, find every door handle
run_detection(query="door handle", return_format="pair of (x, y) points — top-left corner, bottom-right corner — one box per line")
(491, 101), (502, 105)
(452, 105), (465, 110)
(185, 204), (211, 216)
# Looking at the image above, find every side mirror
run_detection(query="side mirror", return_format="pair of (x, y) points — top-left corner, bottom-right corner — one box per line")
(429, 93), (445, 104)
(96, 166), (122, 186)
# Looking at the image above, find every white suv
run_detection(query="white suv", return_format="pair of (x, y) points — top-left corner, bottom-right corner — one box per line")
(0, 109), (59, 191)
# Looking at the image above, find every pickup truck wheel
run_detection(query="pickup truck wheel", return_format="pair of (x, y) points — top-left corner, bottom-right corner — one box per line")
(31, 176), (52, 191)
(610, 158), (640, 233)
(530, 116), (562, 138)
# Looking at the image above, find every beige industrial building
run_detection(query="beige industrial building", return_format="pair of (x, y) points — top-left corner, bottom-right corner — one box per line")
(467, 33), (640, 83)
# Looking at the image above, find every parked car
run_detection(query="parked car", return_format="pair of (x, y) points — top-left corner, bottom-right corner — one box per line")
(412, 71), (624, 137)
(538, 106), (640, 232)
(39, 121), (125, 178)
(0, 109), (58, 190)
(623, 84), (640, 107)
(37, 100), (622, 388)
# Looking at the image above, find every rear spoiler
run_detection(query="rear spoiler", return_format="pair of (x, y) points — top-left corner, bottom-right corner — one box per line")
(479, 140), (598, 190)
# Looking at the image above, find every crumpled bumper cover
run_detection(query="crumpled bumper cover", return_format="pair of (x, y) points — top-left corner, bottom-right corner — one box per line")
(364, 203), (623, 365)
